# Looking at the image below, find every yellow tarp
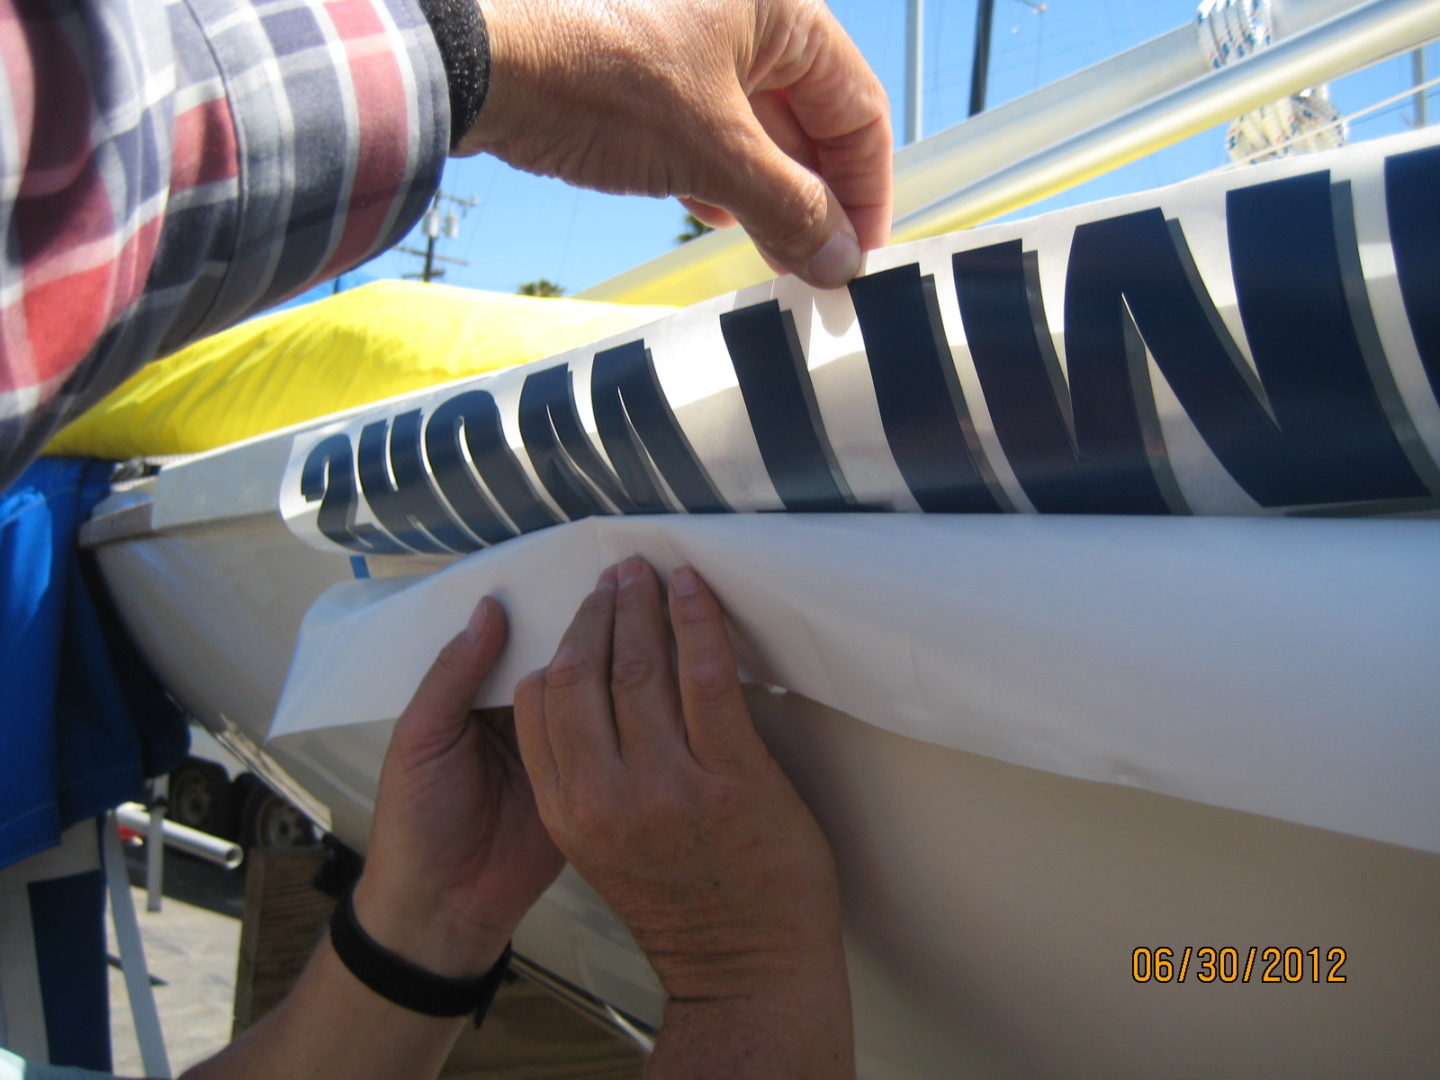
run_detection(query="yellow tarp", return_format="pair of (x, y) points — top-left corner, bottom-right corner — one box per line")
(47, 281), (675, 460)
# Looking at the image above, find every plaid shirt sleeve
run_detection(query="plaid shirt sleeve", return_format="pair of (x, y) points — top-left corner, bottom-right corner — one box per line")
(0, 0), (449, 487)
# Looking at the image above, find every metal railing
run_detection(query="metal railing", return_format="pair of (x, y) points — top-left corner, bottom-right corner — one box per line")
(897, 0), (1440, 241)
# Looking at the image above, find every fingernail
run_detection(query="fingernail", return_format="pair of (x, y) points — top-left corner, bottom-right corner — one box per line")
(671, 566), (702, 597)
(596, 564), (619, 590)
(807, 230), (861, 288)
(464, 597), (489, 641)
(617, 556), (645, 588)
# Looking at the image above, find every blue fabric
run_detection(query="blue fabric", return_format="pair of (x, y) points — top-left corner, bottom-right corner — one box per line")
(0, 459), (188, 871)
(31, 863), (111, 1070)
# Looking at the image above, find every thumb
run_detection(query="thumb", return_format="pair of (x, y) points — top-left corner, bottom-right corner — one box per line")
(708, 114), (862, 289)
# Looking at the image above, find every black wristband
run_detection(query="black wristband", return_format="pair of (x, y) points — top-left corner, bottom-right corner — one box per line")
(417, 0), (490, 151)
(329, 888), (510, 1025)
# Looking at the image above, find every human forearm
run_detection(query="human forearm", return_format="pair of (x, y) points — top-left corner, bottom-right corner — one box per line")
(648, 948), (854, 1080)
(178, 937), (475, 1080)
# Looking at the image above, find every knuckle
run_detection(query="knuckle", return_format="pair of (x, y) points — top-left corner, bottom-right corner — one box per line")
(578, 586), (615, 616)
(513, 672), (545, 717)
(682, 657), (735, 705)
(610, 647), (658, 692)
(544, 646), (595, 691)
(669, 590), (711, 625)
(766, 179), (828, 256)
(516, 669), (545, 699)
(432, 633), (481, 680)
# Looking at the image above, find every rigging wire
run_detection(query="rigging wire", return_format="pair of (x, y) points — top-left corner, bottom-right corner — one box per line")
(555, 185), (583, 291)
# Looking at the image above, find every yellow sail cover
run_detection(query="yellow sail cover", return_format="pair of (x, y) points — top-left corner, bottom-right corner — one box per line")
(47, 281), (674, 460)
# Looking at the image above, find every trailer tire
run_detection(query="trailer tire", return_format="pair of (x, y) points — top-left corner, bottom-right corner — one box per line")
(239, 783), (316, 850)
(168, 758), (233, 838)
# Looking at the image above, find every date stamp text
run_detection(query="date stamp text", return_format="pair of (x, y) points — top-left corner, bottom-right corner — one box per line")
(1131, 946), (1347, 984)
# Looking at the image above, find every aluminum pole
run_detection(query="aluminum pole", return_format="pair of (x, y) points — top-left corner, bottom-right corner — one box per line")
(117, 803), (244, 869)
(145, 779), (166, 912)
(905, 0), (924, 145)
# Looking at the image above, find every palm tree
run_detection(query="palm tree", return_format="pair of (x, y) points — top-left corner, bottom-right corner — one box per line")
(517, 279), (565, 297)
(674, 212), (714, 245)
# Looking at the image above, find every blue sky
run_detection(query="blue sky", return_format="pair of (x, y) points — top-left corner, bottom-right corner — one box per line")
(358, 1), (1436, 296)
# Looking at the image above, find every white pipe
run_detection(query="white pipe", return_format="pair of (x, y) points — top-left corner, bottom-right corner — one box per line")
(145, 779), (166, 913)
(117, 803), (244, 870)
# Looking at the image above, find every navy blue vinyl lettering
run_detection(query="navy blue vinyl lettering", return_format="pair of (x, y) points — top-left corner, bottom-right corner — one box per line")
(589, 344), (668, 513)
(848, 264), (1003, 512)
(1386, 144), (1440, 403)
(523, 364), (639, 513)
(718, 301), (854, 511)
(358, 411), (478, 553)
(518, 365), (614, 521)
(1058, 214), (1201, 513)
(425, 390), (554, 539)
(300, 433), (407, 554)
(953, 241), (1133, 513)
(1225, 174), (1423, 505)
(1058, 190), (1425, 512)
(591, 340), (727, 514)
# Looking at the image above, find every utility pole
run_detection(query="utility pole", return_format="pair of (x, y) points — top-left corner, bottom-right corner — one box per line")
(398, 191), (478, 282)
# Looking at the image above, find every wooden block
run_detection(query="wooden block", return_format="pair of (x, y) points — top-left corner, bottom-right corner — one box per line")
(232, 846), (332, 1036)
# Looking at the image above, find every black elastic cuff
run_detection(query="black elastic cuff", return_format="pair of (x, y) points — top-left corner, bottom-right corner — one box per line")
(330, 887), (510, 1024)
(418, 0), (490, 151)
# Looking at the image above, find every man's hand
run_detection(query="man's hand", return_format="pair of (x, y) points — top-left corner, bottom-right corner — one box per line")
(462, 0), (892, 289)
(514, 558), (852, 1077)
(354, 597), (564, 976)
(183, 599), (565, 1080)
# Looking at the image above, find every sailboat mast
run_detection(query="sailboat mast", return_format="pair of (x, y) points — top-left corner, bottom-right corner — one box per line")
(969, 0), (996, 116)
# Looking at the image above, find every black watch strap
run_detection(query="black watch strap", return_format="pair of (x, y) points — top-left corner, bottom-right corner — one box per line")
(330, 887), (510, 1025)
